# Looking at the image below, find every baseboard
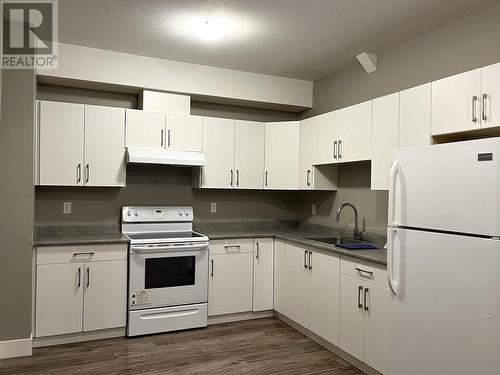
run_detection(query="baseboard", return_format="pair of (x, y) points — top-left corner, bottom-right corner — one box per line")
(0, 337), (33, 359)
(208, 310), (274, 325)
(275, 312), (383, 375)
(33, 327), (125, 348)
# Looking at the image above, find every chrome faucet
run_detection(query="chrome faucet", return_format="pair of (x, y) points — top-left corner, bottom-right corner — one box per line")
(336, 202), (362, 240)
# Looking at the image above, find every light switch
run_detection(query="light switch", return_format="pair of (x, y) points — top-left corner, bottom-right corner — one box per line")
(63, 201), (72, 214)
(311, 204), (316, 215)
(210, 202), (217, 213)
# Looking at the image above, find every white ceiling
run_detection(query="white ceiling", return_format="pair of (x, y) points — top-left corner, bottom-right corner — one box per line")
(58, 0), (499, 80)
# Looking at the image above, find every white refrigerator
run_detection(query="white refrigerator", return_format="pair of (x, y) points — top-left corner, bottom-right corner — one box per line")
(388, 137), (500, 375)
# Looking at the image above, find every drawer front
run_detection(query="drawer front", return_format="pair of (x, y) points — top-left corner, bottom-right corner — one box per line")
(209, 238), (254, 255)
(37, 243), (127, 265)
(341, 255), (387, 287)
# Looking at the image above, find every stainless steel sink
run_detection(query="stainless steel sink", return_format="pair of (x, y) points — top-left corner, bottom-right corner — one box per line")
(304, 236), (378, 249)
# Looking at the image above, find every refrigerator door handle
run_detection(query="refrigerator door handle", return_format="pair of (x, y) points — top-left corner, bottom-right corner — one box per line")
(387, 227), (400, 296)
(388, 160), (400, 227)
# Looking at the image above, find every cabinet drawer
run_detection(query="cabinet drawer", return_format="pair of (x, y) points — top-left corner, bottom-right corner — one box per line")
(209, 238), (253, 255)
(341, 255), (387, 287)
(37, 243), (127, 265)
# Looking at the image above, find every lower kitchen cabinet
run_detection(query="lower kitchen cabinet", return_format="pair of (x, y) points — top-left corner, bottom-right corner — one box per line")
(253, 238), (274, 312)
(308, 250), (340, 345)
(35, 244), (127, 338)
(273, 239), (287, 315)
(283, 242), (310, 327)
(339, 257), (389, 375)
(208, 239), (254, 316)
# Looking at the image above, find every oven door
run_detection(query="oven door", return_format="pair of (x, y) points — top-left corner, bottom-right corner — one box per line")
(129, 242), (208, 310)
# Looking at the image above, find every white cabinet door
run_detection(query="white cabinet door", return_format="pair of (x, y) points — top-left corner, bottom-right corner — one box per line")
(311, 111), (338, 165)
(308, 250), (340, 345)
(364, 283), (389, 375)
(299, 118), (316, 189)
(264, 121), (300, 189)
(35, 262), (84, 337)
(339, 274), (365, 361)
(208, 253), (253, 316)
(166, 113), (203, 152)
(371, 93), (399, 190)
(83, 260), (127, 332)
(39, 101), (84, 186)
(84, 105), (126, 187)
(431, 69), (482, 135)
(125, 109), (165, 148)
(399, 83), (431, 148)
(234, 120), (265, 189)
(201, 117), (235, 189)
(273, 239), (287, 316)
(481, 62), (500, 129)
(253, 238), (274, 312)
(336, 101), (372, 163)
(283, 242), (310, 327)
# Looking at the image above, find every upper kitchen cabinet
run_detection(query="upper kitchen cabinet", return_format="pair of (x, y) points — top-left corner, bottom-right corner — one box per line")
(371, 93), (399, 190)
(481, 62), (500, 129)
(234, 120), (265, 189)
(125, 109), (165, 148)
(399, 83), (431, 148)
(38, 101), (85, 186)
(165, 113), (203, 152)
(84, 105), (126, 187)
(431, 68), (482, 135)
(264, 121), (300, 189)
(198, 117), (235, 189)
(299, 118), (338, 190)
(37, 101), (126, 187)
(334, 101), (372, 164)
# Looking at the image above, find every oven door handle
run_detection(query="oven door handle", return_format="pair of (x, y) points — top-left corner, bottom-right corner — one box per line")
(131, 243), (209, 253)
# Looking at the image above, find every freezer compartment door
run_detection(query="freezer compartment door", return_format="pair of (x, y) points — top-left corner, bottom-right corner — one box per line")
(389, 228), (500, 375)
(391, 137), (500, 236)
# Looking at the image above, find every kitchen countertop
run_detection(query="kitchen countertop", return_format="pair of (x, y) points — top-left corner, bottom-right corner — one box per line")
(198, 228), (387, 265)
(33, 225), (129, 246)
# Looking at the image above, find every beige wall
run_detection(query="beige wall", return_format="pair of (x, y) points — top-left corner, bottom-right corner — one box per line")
(302, 2), (500, 233)
(307, 2), (500, 117)
(0, 69), (35, 341)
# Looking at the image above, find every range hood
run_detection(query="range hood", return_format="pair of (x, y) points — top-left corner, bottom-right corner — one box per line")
(126, 147), (206, 167)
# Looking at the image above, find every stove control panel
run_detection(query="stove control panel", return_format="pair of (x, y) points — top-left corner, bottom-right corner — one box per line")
(122, 206), (193, 222)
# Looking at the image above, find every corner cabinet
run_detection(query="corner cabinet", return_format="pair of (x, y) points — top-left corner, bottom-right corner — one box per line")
(37, 100), (126, 187)
(35, 244), (127, 338)
(339, 256), (389, 375)
(253, 238), (274, 311)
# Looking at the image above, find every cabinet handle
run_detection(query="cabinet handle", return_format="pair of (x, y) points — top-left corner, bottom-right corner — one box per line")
(230, 170), (234, 186)
(161, 129), (164, 147)
(265, 171), (268, 187)
(364, 288), (369, 311)
(86, 267), (90, 288)
(355, 267), (374, 277)
(304, 250), (308, 269)
(168, 129), (171, 147)
(211, 259), (214, 277)
(85, 164), (89, 183)
(357, 285), (363, 309)
(482, 93), (488, 122)
(73, 251), (95, 257)
(338, 140), (342, 159)
(333, 140), (338, 159)
(256, 242), (259, 259)
(223, 244), (241, 249)
(472, 95), (478, 123)
(308, 251), (312, 270)
(236, 170), (239, 187)
(76, 164), (81, 183)
(306, 169), (311, 187)
(77, 267), (81, 288)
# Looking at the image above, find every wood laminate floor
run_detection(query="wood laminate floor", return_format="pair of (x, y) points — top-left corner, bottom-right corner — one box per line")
(0, 318), (365, 375)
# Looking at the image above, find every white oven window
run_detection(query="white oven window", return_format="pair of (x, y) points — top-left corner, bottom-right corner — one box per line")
(144, 256), (196, 289)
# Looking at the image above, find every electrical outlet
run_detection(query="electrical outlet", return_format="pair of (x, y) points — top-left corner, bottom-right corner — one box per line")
(311, 204), (316, 215)
(210, 202), (217, 213)
(63, 201), (72, 215)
